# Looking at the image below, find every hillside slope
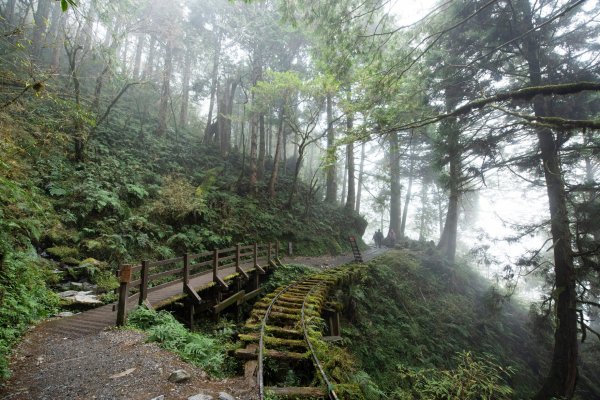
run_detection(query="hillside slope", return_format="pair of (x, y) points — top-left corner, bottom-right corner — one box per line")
(334, 244), (600, 399)
(0, 97), (366, 379)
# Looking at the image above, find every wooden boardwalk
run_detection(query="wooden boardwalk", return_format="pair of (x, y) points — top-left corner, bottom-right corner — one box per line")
(41, 264), (241, 338)
(39, 247), (386, 339)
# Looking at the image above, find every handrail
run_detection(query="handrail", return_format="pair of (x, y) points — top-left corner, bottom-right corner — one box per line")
(116, 241), (285, 325)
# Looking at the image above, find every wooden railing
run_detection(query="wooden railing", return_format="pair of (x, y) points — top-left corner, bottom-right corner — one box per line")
(116, 242), (282, 325)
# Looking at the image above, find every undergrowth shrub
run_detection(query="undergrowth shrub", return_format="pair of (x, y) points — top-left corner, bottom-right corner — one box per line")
(0, 253), (58, 379)
(126, 307), (227, 376)
(393, 352), (514, 400)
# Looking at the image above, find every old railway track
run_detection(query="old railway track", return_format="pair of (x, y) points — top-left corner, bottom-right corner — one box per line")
(236, 274), (340, 399)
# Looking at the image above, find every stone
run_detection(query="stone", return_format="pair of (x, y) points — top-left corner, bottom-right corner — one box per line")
(168, 369), (191, 383)
(59, 291), (102, 305)
(57, 290), (79, 298)
(218, 392), (235, 400)
(70, 282), (84, 289)
(82, 282), (98, 291)
(73, 293), (102, 304)
(57, 311), (74, 317)
(149, 396), (165, 400)
(188, 395), (213, 400)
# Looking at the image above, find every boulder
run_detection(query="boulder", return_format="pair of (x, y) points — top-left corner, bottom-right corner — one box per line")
(218, 393), (235, 400)
(59, 290), (102, 305)
(168, 369), (191, 383)
(57, 290), (79, 298)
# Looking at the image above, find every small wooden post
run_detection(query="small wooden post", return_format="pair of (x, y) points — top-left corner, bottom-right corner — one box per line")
(236, 243), (241, 271)
(253, 242), (258, 267)
(116, 264), (132, 326)
(212, 248), (219, 284)
(183, 253), (190, 287)
(288, 241), (293, 256)
(139, 260), (149, 306)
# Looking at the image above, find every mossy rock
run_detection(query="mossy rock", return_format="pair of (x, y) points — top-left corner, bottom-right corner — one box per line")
(46, 246), (79, 261)
(62, 257), (81, 266)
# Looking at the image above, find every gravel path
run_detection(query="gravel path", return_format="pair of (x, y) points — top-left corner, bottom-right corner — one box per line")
(0, 248), (387, 400)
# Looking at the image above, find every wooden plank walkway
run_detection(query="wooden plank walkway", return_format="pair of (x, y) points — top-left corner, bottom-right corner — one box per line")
(40, 264), (241, 338)
(39, 247), (386, 339)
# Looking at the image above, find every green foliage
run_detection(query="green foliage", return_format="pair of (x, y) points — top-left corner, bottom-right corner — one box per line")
(393, 352), (514, 400)
(339, 247), (548, 398)
(262, 263), (314, 293)
(46, 246), (79, 261)
(126, 307), (227, 376)
(0, 253), (58, 379)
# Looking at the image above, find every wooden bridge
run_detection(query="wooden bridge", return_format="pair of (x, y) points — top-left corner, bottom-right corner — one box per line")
(41, 242), (283, 338)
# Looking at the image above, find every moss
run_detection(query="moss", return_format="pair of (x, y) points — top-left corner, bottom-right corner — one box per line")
(62, 257), (80, 266)
(46, 246), (79, 261)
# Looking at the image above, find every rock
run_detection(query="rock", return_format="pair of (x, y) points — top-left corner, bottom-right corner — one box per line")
(59, 291), (102, 305)
(188, 394), (213, 400)
(57, 290), (79, 298)
(82, 282), (98, 291)
(73, 293), (102, 304)
(149, 396), (165, 400)
(70, 282), (84, 289)
(168, 369), (191, 383)
(218, 393), (235, 400)
(57, 312), (74, 317)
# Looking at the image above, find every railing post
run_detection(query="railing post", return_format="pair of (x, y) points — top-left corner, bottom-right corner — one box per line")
(116, 264), (132, 326)
(139, 260), (149, 306)
(267, 242), (272, 262)
(212, 248), (219, 284)
(183, 253), (189, 287)
(236, 243), (241, 271)
(253, 242), (258, 267)
(288, 241), (293, 256)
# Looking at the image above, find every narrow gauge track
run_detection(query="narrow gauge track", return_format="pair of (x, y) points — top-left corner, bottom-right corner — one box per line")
(237, 276), (339, 399)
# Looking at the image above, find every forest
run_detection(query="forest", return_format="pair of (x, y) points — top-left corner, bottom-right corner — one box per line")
(1, 0), (599, 399)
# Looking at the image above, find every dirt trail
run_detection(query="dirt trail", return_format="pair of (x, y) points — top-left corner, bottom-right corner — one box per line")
(0, 247), (387, 400)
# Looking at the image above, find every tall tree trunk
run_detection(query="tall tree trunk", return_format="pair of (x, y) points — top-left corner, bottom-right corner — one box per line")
(355, 141), (366, 213)
(418, 177), (429, 241)
(132, 34), (145, 79)
(218, 78), (238, 157)
(179, 46), (192, 127)
(32, 0), (51, 59)
(249, 113), (259, 189)
(258, 114), (266, 179)
(3, 0), (16, 27)
(389, 132), (402, 238)
(514, 0), (578, 397)
(204, 31), (222, 143)
(156, 39), (173, 136)
(341, 150), (347, 204)
(143, 35), (156, 79)
(92, 62), (110, 113)
(437, 120), (460, 262)
(282, 125), (288, 175)
(268, 106), (284, 199)
(400, 135), (415, 237)
(345, 110), (355, 210)
(50, 5), (64, 71)
(325, 94), (337, 203)
(65, 42), (84, 162)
